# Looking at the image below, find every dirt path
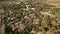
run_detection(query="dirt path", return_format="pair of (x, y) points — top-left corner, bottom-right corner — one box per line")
(43, 0), (60, 7)
(0, 27), (2, 34)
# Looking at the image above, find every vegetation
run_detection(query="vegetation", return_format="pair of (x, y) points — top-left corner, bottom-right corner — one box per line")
(0, 0), (60, 34)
